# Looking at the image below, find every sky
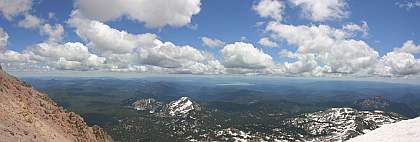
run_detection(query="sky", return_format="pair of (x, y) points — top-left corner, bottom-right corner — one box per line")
(0, 0), (419, 78)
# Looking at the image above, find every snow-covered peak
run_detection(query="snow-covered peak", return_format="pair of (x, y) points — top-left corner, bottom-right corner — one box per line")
(162, 97), (200, 117)
(347, 116), (420, 142)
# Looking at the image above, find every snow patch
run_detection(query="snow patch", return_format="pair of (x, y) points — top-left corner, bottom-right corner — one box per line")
(347, 116), (420, 142)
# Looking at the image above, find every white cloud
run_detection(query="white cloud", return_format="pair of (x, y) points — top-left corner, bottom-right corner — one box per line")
(288, 0), (349, 21)
(74, 0), (202, 28)
(0, 50), (29, 62)
(17, 14), (43, 29)
(48, 12), (56, 19)
(0, 38), (106, 71)
(258, 37), (279, 47)
(279, 50), (319, 74)
(201, 36), (225, 48)
(253, 0), (285, 21)
(25, 42), (106, 70)
(40, 24), (64, 42)
(67, 11), (223, 73)
(240, 36), (248, 41)
(380, 52), (420, 76)
(266, 21), (420, 77)
(222, 42), (274, 69)
(375, 40), (420, 76)
(25, 42), (91, 62)
(396, 0), (420, 10)
(343, 21), (369, 37)
(0, 27), (8, 50)
(0, 0), (32, 20)
(267, 22), (379, 74)
(138, 40), (206, 68)
(393, 40), (420, 54)
(0, 28), (29, 63)
(68, 11), (158, 54)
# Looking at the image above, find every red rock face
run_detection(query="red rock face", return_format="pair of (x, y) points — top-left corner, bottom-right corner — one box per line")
(0, 66), (112, 142)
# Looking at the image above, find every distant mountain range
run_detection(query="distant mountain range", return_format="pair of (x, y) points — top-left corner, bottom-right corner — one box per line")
(352, 96), (418, 118)
(127, 97), (406, 141)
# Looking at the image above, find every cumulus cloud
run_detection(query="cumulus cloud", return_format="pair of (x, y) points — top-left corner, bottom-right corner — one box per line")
(68, 11), (158, 54)
(0, 27), (8, 50)
(74, 0), (201, 28)
(396, 0), (420, 10)
(40, 24), (64, 42)
(14, 42), (105, 70)
(393, 40), (420, 54)
(25, 42), (91, 62)
(222, 42), (274, 69)
(258, 37), (279, 47)
(343, 21), (369, 37)
(0, 50), (29, 62)
(0, 28), (28, 63)
(288, 0), (349, 21)
(201, 36), (225, 48)
(374, 40), (420, 76)
(1, 26), (105, 70)
(0, 0), (32, 20)
(66, 11), (223, 73)
(279, 50), (319, 74)
(17, 14), (43, 29)
(267, 22), (379, 74)
(253, 0), (285, 21)
(138, 41), (206, 68)
(380, 52), (420, 76)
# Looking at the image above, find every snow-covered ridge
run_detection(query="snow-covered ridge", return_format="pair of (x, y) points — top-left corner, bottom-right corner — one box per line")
(166, 97), (197, 116)
(347, 116), (420, 142)
(291, 108), (404, 141)
(162, 97), (201, 117)
(132, 97), (201, 117)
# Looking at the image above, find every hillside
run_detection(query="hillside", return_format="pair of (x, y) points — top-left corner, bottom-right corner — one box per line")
(0, 65), (112, 142)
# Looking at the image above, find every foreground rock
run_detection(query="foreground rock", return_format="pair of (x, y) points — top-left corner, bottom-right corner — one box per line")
(0, 66), (112, 142)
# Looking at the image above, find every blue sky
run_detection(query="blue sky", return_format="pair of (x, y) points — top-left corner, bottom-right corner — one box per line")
(1, 0), (418, 56)
(0, 0), (419, 77)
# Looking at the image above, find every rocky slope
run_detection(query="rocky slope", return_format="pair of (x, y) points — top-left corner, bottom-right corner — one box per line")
(0, 66), (112, 142)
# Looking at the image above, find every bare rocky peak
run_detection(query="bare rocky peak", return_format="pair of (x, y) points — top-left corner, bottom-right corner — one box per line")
(0, 65), (112, 142)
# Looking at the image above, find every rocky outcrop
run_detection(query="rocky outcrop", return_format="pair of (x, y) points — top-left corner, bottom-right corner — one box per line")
(132, 98), (163, 113)
(0, 65), (112, 142)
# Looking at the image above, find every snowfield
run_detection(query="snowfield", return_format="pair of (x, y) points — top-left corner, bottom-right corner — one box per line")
(347, 116), (420, 142)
